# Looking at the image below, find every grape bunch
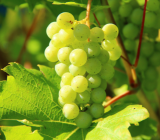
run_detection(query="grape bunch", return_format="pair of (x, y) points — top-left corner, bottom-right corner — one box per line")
(45, 12), (121, 128)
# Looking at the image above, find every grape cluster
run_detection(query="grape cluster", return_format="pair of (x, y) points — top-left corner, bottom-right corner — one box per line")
(106, 0), (160, 92)
(45, 12), (121, 128)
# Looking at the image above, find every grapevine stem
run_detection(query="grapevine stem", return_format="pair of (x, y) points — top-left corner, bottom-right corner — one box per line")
(120, 55), (132, 67)
(86, 0), (92, 28)
(114, 67), (126, 74)
(16, 11), (41, 63)
(93, 13), (101, 27)
(134, 0), (147, 67)
(104, 90), (136, 108)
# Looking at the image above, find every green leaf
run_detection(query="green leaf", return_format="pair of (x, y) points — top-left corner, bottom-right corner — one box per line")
(1, 126), (43, 140)
(86, 105), (149, 140)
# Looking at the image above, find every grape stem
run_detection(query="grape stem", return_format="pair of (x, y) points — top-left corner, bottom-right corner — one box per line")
(104, 90), (136, 108)
(86, 0), (92, 29)
(16, 11), (42, 63)
(134, 0), (148, 67)
(93, 13), (101, 27)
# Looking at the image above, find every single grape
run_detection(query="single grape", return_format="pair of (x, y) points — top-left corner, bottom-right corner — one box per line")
(147, 0), (159, 11)
(51, 33), (66, 48)
(58, 96), (67, 107)
(55, 62), (69, 77)
(71, 76), (88, 93)
(57, 12), (75, 29)
(63, 103), (79, 119)
(90, 103), (104, 118)
(108, 46), (122, 61)
(58, 47), (73, 64)
(97, 49), (110, 64)
(144, 12), (156, 28)
(59, 85), (77, 103)
(137, 56), (148, 72)
(119, 3), (133, 17)
(99, 79), (107, 90)
(75, 112), (92, 128)
(102, 39), (117, 51)
(87, 74), (101, 88)
(69, 49), (87, 66)
(122, 23), (139, 39)
(71, 39), (87, 49)
(84, 41), (101, 57)
(59, 29), (75, 44)
(144, 66), (158, 81)
(85, 58), (102, 74)
(78, 10), (94, 23)
(99, 63), (114, 80)
(91, 88), (106, 103)
(90, 27), (104, 42)
(107, 59), (116, 66)
(131, 8), (143, 25)
(69, 64), (86, 76)
(46, 22), (61, 39)
(102, 24), (119, 40)
(124, 39), (136, 51)
(73, 24), (90, 41)
(142, 79), (157, 92)
(76, 90), (90, 104)
(149, 52), (160, 67)
(60, 81), (65, 88)
(108, 0), (120, 12)
(141, 41), (154, 57)
(61, 72), (74, 85)
(44, 46), (59, 62)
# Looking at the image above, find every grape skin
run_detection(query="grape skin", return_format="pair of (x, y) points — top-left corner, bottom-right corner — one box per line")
(90, 27), (104, 42)
(55, 62), (69, 77)
(91, 88), (106, 103)
(76, 90), (90, 104)
(90, 103), (104, 118)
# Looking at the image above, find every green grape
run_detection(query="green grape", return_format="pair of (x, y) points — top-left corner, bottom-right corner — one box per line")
(73, 24), (90, 41)
(122, 23), (139, 39)
(108, 46), (122, 61)
(51, 33), (66, 48)
(85, 58), (102, 74)
(149, 52), (160, 67)
(102, 39), (117, 51)
(78, 10), (94, 23)
(107, 59), (116, 66)
(102, 24), (119, 40)
(75, 112), (92, 128)
(90, 103), (104, 118)
(131, 8), (143, 25)
(59, 29), (75, 44)
(119, 3), (133, 17)
(44, 46), (59, 62)
(137, 56), (148, 72)
(46, 22), (61, 39)
(95, 10), (105, 24)
(87, 88), (92, 93)
(97, 49), (110, 64)
(71, 76), (88, 93)
(69, 64), (86, 76)
(141, 41), (154, 57)
(63, 103), (79, 119)
(76, 90), (90, 104)
(108, 0), (120, 12)
(61, 72), (74, 85)
(148, 29), (158, 39)
(147, 0), (159, 11)
(124, 39), (136, 51)
(87, 74), (101, 88)
(57, 12), (75, 29)
(99, 79), (107, 90)
(99, 63), (114, 80)
(58, 47), (73, 64)
(142, 79), (157, 92)
(90, 27), (104, 42)
(84, 41), (101, 57)
(60, 81), (65, 88)
(71, 39), (87, 49)
(91, 88), (106, 103)
(144, 12), (156, 28)
(144, 66), (158, 81)
(27, 39), (41, 55)
(58, 96), (66, 107)
(59, 85), (77, 103)
(69, 49), (87, 66)
(55, 62), (69, 77)
(155, 42), (160, 51)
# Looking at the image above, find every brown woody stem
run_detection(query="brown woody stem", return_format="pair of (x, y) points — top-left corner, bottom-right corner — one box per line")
(86, 0), (92, 28)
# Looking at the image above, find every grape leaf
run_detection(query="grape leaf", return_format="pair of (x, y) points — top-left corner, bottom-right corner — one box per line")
(86, 105), (149, 140)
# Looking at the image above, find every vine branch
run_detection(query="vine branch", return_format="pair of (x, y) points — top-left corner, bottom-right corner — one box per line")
(86, 0), (92, 28)
(93, 13), (101, 27)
